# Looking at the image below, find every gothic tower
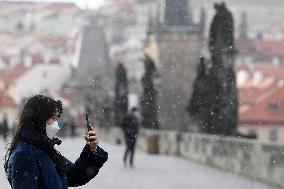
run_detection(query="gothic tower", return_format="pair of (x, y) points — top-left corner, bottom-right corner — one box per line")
(145, 0), (204, 131)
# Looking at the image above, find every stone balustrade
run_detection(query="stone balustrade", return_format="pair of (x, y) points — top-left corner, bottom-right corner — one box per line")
(96, 127), (284, 187)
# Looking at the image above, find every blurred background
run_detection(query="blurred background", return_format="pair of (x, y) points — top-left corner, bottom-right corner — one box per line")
(0, 0), (284, 188)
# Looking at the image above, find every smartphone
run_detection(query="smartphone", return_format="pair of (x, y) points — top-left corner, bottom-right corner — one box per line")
(85, 112), (92, 131)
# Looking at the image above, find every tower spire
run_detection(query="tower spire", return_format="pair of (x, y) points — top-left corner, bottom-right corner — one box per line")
(239, 12), (248, 39)
(199, 7), (206, 37)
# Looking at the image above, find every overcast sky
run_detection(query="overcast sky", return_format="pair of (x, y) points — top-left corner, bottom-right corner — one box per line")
(1, 0), (105, 9)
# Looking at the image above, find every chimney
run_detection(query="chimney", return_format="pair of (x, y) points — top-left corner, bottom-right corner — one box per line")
(237, 70), (249, 87)
(253, 71), (263, 86)
(24, 56), (32, 68)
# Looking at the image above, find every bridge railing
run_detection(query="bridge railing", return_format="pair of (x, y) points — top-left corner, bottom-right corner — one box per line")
(96, 127), (284, 187)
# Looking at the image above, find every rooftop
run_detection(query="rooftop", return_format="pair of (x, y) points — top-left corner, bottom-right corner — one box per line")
(237, 65), (284, 125)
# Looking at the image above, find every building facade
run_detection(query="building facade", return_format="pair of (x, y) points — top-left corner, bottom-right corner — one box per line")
(145, 0), (204, 130)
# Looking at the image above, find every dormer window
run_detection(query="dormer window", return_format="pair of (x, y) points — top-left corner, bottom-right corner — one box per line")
(268, 103), (281, 113)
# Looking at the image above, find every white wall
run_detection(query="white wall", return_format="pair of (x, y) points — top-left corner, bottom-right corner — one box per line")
(238, 124), (284, 144)
(11, 64), (71, 103)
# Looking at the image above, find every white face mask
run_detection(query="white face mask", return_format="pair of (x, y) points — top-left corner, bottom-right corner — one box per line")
(46, 121), (60, 139)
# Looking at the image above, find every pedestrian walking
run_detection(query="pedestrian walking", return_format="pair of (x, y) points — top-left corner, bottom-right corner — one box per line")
(121, 107), (140, 168)
(70, 119), (77, 138)
(4, 95), (108, 189)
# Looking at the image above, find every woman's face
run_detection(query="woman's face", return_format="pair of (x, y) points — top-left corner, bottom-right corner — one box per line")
(46, 115), (59, 126)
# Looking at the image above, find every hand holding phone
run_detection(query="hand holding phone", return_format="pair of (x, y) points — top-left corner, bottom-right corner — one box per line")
(84, 112), (99, 152)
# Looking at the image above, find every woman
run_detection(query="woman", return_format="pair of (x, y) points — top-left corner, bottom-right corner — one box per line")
(4, 95), (108, 189)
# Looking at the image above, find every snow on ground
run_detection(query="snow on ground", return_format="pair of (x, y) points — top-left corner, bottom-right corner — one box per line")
(0, 137), (278, 189)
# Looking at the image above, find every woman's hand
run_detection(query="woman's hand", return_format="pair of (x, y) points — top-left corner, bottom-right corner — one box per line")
(84, 125), (99, 152)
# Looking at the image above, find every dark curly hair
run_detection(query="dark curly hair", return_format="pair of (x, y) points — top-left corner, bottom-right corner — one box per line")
(4, 95), (67, 173)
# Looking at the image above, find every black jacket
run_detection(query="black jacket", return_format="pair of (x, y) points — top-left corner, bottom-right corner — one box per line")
(7, 129), (108, 189)
(121, 114), (139, 138)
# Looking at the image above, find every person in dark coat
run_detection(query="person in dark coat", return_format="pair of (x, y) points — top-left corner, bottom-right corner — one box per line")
(4, 95), (108, 189)
(70, 119), (77, 138)
(121, 107), (140, 168)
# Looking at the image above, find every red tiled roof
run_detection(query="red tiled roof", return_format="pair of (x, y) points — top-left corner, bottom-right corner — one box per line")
(0, 94), (17, 107)
(236, 40), (256, 55)
(239, 87), (284, 125)
(237, 65), (284, 125)
(32, 53), (44, 64)
(0, 53), (63, 85)
(237, 65), (284, 105)
(259, 40), (284, 57)
(0, 64), (31, 84)
(239, 88), (272, 105)
(49, 58), (60, 65)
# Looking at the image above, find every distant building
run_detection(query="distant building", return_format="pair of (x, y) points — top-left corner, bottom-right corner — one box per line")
(0, 62), (71, 104)
(236, 39), (284, 65)
(0, 1), (85, 129)
(73, 25), (111, 87)
(145, 0), (204, 130)
(237, 65), (284, 144)
(0, 60), (72, 130)
(71, 24), (112, 126)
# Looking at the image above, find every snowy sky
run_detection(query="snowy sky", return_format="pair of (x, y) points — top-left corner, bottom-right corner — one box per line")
(2, 0), (105, 9)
